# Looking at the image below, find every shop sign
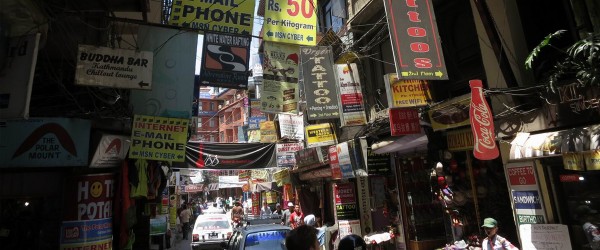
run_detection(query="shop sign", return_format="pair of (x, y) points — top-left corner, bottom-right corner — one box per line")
(239, 170), (251, 182)
(184, 184), (204, 193)
(277, 142), (304, 168)
(278, 114), (305, 140)
(383, 0), (448, 80)
(266, 191), (277, 203)
(366, 148), (391, 176)
(335, 183), (358, 220)
(507, 166), (536, 186)
(305, 123), (337, 148)
(505, 161), (547, 226)
(168, 0), (255, 34)
(519, 224), (572, 250)
(263, 0), (318, 45)
(248, 116), (267, 130)
(512, 190), (542, 209)
(89, 134), (131, 168)
(559, 174), (580, 182)
(0, 118), (91, 167)
(260, 121), (279, 143)
(337, 142), (355, 179)
(294, 146), (328, 170)
(554, 81), (600, 127)
(261, 42), (300, 114)
(252, 192), (260, 216)
(129, 115), (189, 162)
(389, 108), (421, 136)
(199, 33), (251, 89)
(300, 46), (340, 120)
(337, 64), (367, 126)
(563, 152), (585, 171)
(384, 74), (431, 108)
(273, 168), (290, 186)
(428, 94), (470, 131)
(76, 45), (153, 89)
(150, 215), (168, 235)
(469, 80), (499, 160)
(356, 176), (373, 235)
(329, 145), (342, 179)
(338, 220), (361, 240)
(517, 214), (546, 225)
(584, 150), (600, 170)
(446, 129), (474, 151)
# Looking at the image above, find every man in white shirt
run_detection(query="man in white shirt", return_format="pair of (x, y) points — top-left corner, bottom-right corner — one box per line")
(260, 201), (272, 218)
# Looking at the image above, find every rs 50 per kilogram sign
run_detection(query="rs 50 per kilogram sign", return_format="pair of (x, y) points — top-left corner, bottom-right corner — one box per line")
(264, 0), (318, 45)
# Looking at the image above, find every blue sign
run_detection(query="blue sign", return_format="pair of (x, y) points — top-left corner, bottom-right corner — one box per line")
(0, 118), (91, 167)
(340, 163), (355, 179)
(60, 218), (112, 244)
(248, 116), (267, 130)
(513, 190), (542, 209)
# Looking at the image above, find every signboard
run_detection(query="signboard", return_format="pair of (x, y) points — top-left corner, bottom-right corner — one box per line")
(428, 94), (470, 131)
(0, 33), (40, 119)
(184, 184), (204, 193)
(89, 134), (131, 168)
(505, 161), (547, 226)
(366, 149), (391, 175)
(329, 145), (342, 179)
(383, 0), (448, 80)
(305, 123), (337, 148)
(60, 173), (114, 250)
(356, 176), (373, 235)
(469, 80), (499, 160)
(519, 224), (572, 250)
(150, 215), (168, 235)
(389, 108), (421, 136)
(446, 129), (474, 151)
(383, 74), (431, 108)
(294, 146), (328, 170)
(76, 45), (153, 89)
(168, 0), (255, 34)
(335, 183), (358, 220)
(299, 46), (340, 120)
(261, 42), (300, 113)
(199, 33), (251, 89)
(252, 192), (260, 216)
(337, 142), (355, 179)
(337, 64), (367, 126)
(129, 115), (189, 162)
(278, 114), (305, 140)
(338, 220), (361, 240)
(186, 142), (276, 169)
(263, 0), (318, 45)
(0, 118), (91, 167)
(239, 170), (251, 182)
(260, 121), (279, 143)
(276, 142), (304, 168)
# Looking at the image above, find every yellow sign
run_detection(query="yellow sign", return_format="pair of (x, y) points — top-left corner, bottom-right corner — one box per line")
(129, 115), (189, 162)
(447, 129), (474, 151)
(260, 121), (278, 143)
(169, 0), (255, 34)
(266, 191), (277, 203)
(263, 0), (318, 45)
(428, 94), (470, 131)
(384, 73), (431, 108)
(306, 123), (337, 148)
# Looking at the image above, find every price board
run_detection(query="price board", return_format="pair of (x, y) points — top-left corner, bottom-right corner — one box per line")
(263, 0), (318, 45)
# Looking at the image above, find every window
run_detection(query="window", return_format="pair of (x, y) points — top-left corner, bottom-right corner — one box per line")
(244, 230), (288, 250)
(220, 132), (224, 142)
(210, 135), (215, 142)
(210, 117), (215, 127)
(220, 115), (225, 124)
(198, 118), (202, 128)
(198, 101), (203, 111)
(320, 0), (344, 33)
(210, 102), (215, 111)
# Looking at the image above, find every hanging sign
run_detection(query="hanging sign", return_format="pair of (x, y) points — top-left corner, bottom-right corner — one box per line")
(199, 32), (251, 89)
(186, 142), (276, 169)
(384, 73), (431, 108)
(356, 176), (373, 235)
(389, 108), (421, 136)
(329, 145), (342, 180)
(129, 115), (189, 162)
(366, 149), (391, 176)
(446, 129), (474, 151)
(168, 0), (255, 34)
(305, 123), (337, 148)
(337, 64), (367, 126)
(261, 42), (300, 113)
(337, 142), (355, 179)
(89, 134), (131, 168)
(300, 46), (340, 120)
(469, 80), (499, 160)
(505, 161), (547, 226)
(278, 114), (305, 140)
(276, 142), (304, 168)
(383, 0), (448, 80)
(335, 183), (358, 220)
(428, 94), (470, 131)
(260, 121), (279, 143)
(263, 0), (318, 45)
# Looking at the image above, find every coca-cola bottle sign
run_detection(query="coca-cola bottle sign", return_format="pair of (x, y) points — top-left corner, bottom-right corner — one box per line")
(469, 80), (499, 160)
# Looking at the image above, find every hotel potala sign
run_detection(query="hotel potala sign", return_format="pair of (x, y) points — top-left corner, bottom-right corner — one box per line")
(76, 45), (153, 89)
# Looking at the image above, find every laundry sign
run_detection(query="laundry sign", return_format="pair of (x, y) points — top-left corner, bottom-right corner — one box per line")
(76, 45), (153, 89)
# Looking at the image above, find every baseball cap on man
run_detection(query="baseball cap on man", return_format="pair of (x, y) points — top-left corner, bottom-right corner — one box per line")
(481, 217), (498, 228)
(288, 202), (294, 207)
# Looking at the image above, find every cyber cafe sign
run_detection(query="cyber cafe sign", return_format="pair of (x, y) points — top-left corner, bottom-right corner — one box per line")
(557, 81), (600, 115)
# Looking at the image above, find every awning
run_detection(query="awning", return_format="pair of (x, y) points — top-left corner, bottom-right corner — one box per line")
(251, 182), (273, 192)
(218, 175), (245, 188)
(371, 133), (428, 155)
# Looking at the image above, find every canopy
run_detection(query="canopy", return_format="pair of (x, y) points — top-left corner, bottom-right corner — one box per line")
(218, 176), (245, 188)
(372, 133), (428, 155)
(186, 142), (276, 169)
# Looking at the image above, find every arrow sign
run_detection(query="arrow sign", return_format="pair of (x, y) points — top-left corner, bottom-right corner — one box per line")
(310, 114), (317, 117)
(435, 71), (444, 77)
(306, 36), (313, 42)
(266, 30), (273, 37)
(138, 81), (149, 87)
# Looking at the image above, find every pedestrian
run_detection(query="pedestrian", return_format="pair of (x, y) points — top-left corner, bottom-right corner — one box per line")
(179, 204), (192, 240)
(338, 234), (367, 250)
(304, 214), (326, 248)
(290, 204), (304, 229)
(282, 202), (295, 226)
(273, 203), (283, 215)
(261, 201), (272, 217)
(481, 217), (519, 250)
(285, 225), (320, 250)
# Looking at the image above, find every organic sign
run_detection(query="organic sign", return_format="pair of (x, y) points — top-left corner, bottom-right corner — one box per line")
(337, 64), (367, 126)
(76, 45), (153, 89)
(469, 80), (499, 160)
(199, 33), (251, 89)
(300, 46), (340, 120)
(129, 115), (189, 162)
(383, 0), (448, 80)
(384, 73), (431, 108)
(261, 42), (300, 113)
(168, 0), (255, 34)
(264, 0), (318, 45)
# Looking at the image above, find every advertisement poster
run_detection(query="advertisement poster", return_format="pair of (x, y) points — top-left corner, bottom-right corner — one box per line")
(76, 45), (153, 89)
(263, 0), (318, 45)
(252, 192), (261, 216)
(427, 94), (470, 131)
(336, 64), (367, 126)
(305, 123), (337, 148)
(337, 142), (355, 179)
(260, 121), (279, 143)
(199, 33), (251, 89)
(389, 108), (421, 136)
(366, 149), (391, 176)
(329, 145), (342, 180)
(249, 99), (267, 130)
(60, 173), (114, 250)
(383, 73), (431, 108)
(276, 143), (304, 168)
(469, 79), (499, 160)
(278, 113), (305, 140)
(383, 0), (448, 80)
(186, 142), (276, 169)
(300, 46), (340, 120)
(505, 161), (547, 226)
(168, 0), (255, 34)
(356, 176), (373, 235)
(0, 118), (91, 167)
(338, 220), (361, 240)
(129, 115), (189, 162)
(261, 42), (300, 114)
(89, 134), (131, 168)
(335, 183), (358, 220)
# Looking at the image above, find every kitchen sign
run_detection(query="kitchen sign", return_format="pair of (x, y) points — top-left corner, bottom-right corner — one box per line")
(469, 80), (499, 160)
(383, 0), (448, 80)
(384, 73), (431, 108)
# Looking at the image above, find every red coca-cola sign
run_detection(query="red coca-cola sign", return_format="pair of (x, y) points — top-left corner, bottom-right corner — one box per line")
(469, 80), (499, 160)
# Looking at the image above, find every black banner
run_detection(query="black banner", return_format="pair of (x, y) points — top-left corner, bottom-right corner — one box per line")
(300, 46), (340, 120)
(199, 32), (251, 89)
(186, 142), (276, 169)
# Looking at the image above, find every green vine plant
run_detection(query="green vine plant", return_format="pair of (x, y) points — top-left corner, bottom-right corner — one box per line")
(525, 30), (600, 93)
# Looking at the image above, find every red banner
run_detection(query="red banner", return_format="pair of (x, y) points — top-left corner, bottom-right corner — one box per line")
(507, 166), (536, 186)
(329, 145), (342, 179)
(469, 80), (499, 160)
(389, 108), (421, 136)
(251, 192), (260, 216)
